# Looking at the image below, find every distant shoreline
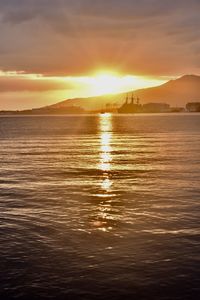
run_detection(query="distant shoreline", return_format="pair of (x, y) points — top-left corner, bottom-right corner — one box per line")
(1, 112), (199, 117)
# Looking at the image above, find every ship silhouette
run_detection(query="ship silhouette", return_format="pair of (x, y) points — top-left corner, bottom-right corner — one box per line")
(118, 93), (142, 113)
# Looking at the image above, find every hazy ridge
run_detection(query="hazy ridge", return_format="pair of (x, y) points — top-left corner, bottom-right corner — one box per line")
(49, 75), (200, 111)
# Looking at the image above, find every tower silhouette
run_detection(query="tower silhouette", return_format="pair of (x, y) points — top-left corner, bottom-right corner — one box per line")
(131, 93), (135, 105)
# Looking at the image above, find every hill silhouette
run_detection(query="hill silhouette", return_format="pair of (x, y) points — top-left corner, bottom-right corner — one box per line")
(47, 75), (200, 111)
(136, 75), (200, 107)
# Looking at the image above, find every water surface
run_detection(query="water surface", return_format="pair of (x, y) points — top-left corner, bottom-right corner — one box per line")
(0, 114), (200, 299)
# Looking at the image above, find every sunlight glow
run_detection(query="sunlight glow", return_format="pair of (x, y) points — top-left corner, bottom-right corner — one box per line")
(0, 69), (170, 111)
(0, 69), (168, 101)
(85, 71), (166, 96)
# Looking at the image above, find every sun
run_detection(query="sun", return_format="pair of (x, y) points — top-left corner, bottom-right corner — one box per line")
(86, 70), (166, 96)
(89, 70), (131, 96)
(59, 70), (167, 100)
(91, 74), (122, 95)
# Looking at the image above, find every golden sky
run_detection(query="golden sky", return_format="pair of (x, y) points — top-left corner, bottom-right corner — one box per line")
(0, 0), (199, 109)
(0, 71), (168, 109)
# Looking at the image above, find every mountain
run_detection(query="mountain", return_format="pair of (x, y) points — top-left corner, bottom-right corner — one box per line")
(48, 75), (200, 111)
(136, 75), (200, 107)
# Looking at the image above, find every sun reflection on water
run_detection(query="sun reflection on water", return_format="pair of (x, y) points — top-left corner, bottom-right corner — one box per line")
(100, 133), (112, 172)
(91, 113), (116, 232)
(99, 114), (113, 190)
(101, 177), (112, 190)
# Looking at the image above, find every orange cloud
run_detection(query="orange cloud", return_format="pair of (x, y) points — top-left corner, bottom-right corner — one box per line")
(0, 0), (199, 76)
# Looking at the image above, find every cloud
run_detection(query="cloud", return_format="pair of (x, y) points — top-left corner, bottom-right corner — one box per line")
(0, 0), (200, 76)
(0, 73), (73, 92)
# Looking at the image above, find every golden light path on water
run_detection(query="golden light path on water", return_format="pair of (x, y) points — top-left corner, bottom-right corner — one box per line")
(99, 113), (113, 191)
(92, 113), (115, 232)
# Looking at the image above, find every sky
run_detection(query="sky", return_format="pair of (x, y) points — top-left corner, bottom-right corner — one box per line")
(0, 0), (200, 109)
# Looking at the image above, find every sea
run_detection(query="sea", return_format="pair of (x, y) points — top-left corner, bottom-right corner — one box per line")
(0, 113), (200, 300)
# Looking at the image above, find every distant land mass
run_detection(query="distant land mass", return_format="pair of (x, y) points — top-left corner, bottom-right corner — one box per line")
(49, 74), (200, 111)
(0, 75), (200, 114)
